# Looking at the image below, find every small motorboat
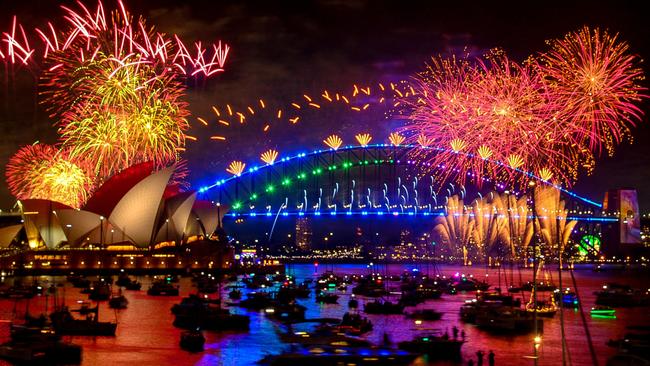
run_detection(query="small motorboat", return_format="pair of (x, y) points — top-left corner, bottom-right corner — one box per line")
(398, 333), (464, 360)
(124, 281), (142, 291)
(147, 281), (179, 296)
(406, 309), (443, 321)
(591, 305), (616, 318)
(315, 292), (339, 304)
(109, 294), (128, 309)
(364, 300), (404, 315)
(180, 329), (205, 352)
(71, 301), (97, 315)
(259, 346), (417, 365)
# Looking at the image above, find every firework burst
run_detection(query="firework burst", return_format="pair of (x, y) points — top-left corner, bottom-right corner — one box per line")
(400, 34), (645, 189)
(3, 0), (229, 205)
(537, 27), (646, 156)
(5, 144), (93, 208)
(324, 135), (343, 150)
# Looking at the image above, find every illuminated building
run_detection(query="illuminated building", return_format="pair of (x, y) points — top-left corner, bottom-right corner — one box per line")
(602, 189), (643, 256)
(5, 162), (227, 250)
(295, 217), (312, 251)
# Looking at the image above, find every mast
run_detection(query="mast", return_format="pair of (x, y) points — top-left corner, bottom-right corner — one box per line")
(529, 181), (539, 366)
(557, 200), (567, 366)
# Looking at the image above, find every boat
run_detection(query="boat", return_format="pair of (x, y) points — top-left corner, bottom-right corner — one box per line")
(115, 273), (133, 287)
(116, 274), (141, 290)
(415, 286), (442, 299)
(352, 277), (388, 297)
(0, 326), (82, 365)
(595, 283), (650, 307)
(591, 305), (616, 318)
(478, 291), (521, 307)
(172, 295), (250, 331)
(242, 275), (272, 289)
(237, 292), (273, 309)
(475, 304), (543, 333)
(9, 323), (59, 343)
(229, 289), (242, 299)
(452, 277), (490, 292)
(554, 289), (579, 308)
(398, 333), (464, 360)
(0, 282), (43, 299)
(348, 297), (359, 309)
(88, 281), (111, 301)
(460, 300), (478, 323)
(172, 294), (212, 314)
(525, 301), (557, 318)
(364, 300), (404, 315)
(398, 290), (425, 307)
(50, 306), (117, 336)
(277, 325), (371, 347)
(520, 281), (557, 292)
(315, 292), (339, 304)
(607, 327), (650, 361)
(315, 272), (347, 291)
(124, 281), (142, 291)
(108, 294), (128, 309)
(147, 281), (180, 296)
(68, 274), (90, 288)
(338, 312), (372, 335)
(179, 329), (205, 352)
(70, 301), (97, 316)
(406, 309), (442, 321)
(277, 282), (311, 302)
(258, 346), (417, 366)
(266, 302), (307, 322)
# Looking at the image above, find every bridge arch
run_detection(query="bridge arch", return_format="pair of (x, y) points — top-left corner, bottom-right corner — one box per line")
(197, 144), (603, 218)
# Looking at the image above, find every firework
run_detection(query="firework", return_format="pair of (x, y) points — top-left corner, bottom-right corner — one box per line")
(324, 135), (343, 150)
(533, 185), (577, 252)
(416, 134), (434, 148)
(260, 149), (279, 165)
(434, 195), (474, 264)
(501, 193), (534, 257)
(5, 144), (93, 208)
(3, 1), (228, 74)
(226, 161), (246, 176)
(57, 72), (189, 180)
(3, 0), (230, 204)
(471, 194), (509, 258)
(355, 133), (372, 147)
(388, 132), (405, 146)
(538, 27), (646, 156)
(402, 51), (594, 187)
(0, 16), (34, 65)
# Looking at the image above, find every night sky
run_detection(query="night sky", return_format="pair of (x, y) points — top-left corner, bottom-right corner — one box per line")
(1, 0), (648, 209)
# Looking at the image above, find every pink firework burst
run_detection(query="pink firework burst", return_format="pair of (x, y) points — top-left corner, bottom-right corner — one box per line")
(538, 26), (647, 156)
(402, 51), (583, 187)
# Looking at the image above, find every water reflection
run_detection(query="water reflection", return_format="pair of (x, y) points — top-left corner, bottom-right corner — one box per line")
(0, 264), (648, 365)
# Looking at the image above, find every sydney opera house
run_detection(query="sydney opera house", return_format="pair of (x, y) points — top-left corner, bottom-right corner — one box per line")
(0, 162), (233, 274)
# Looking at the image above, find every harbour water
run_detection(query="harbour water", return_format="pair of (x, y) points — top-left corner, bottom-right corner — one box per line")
(1, 263), (648, 365)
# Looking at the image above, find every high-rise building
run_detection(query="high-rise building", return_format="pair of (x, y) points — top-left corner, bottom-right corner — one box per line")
(400, 229), (412, 246)
(295, 217), (312, 251)
(602, 188), (642, 256)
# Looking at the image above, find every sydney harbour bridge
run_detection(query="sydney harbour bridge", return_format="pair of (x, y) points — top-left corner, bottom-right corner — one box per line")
(198, 143), (620, 258)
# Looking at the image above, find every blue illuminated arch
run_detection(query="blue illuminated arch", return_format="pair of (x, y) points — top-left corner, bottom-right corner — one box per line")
(197, 143), (602, 208)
